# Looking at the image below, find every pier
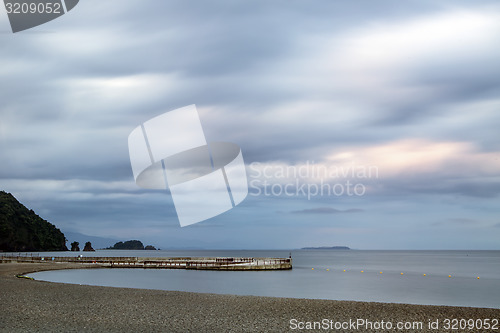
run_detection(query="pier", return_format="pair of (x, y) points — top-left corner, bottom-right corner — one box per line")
(1, 254), (292, 270)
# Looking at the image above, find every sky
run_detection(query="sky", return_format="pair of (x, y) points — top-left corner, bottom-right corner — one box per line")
(0, 0), (499, 250)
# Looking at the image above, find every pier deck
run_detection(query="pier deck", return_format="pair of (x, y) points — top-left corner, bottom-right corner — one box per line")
(1, 255), (292, 270)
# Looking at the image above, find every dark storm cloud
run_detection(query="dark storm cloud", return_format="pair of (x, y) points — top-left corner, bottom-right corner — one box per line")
(372, 66), (500, 128)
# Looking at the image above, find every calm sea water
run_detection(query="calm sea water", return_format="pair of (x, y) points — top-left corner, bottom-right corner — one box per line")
(26, 250), (500, 309)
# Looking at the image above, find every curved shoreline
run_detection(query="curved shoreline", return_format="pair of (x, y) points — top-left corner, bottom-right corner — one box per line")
(1, 263), (499, 332)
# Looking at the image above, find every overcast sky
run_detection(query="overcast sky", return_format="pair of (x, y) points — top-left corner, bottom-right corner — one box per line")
(1, 0), (499, 249)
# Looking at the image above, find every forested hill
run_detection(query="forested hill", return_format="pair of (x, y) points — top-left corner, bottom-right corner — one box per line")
(0, 191), (68, 252)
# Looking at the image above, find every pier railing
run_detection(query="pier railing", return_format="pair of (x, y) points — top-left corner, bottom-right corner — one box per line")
(0, 254), (292, 270)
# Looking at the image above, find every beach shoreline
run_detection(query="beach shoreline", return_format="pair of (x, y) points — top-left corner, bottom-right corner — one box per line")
(1, 262), (498, 332)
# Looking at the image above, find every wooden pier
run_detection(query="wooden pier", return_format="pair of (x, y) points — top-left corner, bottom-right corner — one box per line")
(1, 255), (292, 271)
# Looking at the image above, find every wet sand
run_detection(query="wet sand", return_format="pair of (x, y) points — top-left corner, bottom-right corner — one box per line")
(0, 262), (498, 332)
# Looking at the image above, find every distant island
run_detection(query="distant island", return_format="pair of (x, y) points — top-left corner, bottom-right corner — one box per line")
(301, 246), (350, 250)
(107, 240), (157, 250)
(83, 241), (95, 252)
(0, 191), (67, 252)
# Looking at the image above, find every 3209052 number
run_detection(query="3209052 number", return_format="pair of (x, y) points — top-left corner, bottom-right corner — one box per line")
(443, 318), (499, 330)
(5, 2), (62, 14)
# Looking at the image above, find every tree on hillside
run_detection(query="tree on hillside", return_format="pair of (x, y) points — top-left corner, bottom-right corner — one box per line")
(0, 191), (68, 252)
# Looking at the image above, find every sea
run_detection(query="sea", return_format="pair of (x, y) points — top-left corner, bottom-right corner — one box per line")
(21, 249), (500, 309)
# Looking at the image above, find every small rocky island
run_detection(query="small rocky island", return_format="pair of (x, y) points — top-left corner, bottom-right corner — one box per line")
(107, 240), (156, 250)
(301, 246), (350, 250)
(70, 242), (80, 251)
(83, 241), (95, 252)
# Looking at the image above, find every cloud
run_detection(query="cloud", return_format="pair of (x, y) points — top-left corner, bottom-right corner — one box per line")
(432, 218), (478, 227)
(247, 138), (500, 199)
(447, 218), (477, 224)
(291, 207), (363, 214)
(1, 1), (499, 248)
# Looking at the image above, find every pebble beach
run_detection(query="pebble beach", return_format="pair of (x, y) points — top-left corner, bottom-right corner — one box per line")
(1, 263), (499, 332)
